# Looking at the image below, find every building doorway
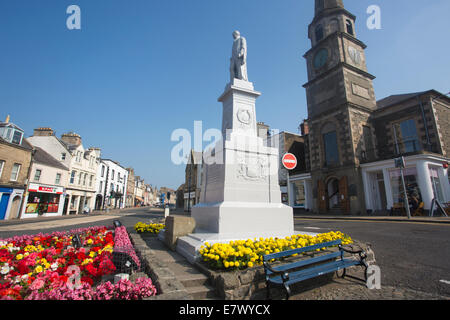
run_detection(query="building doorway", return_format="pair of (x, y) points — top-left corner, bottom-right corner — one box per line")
(318, 176), (350, 214)
(327, 178), (340, 209)
(63, 196), (69, 215)
(10, 196), (21, 219)
(368, 171), (387, 213)
(0, 193), (11, 220)
(78, 196), (85, 215)
(95, 195), (103, 211)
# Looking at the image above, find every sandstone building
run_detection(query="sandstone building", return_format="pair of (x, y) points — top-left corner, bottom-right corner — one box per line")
(289, 0), (449, 215)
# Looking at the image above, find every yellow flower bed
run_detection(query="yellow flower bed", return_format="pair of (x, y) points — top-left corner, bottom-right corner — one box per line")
(199, 231), (352, 271)
(134, 222), (165, 234)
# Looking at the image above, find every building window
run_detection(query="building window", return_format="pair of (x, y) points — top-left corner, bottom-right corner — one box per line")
(12, 131), (23, 145)
(34, 169), (42, 182)
(89, 175), (93, 187)
(393, 119), (420, 153)
(346, 19), (354, 35)
(70, 171), (76, 184)
(83, 173), (87, 186)
(99, 181), (103, 193)
(362, 126), (375, 160)
(61, 153), (66, 161)
(111, 170), (115, 180)
(78, 172), (82, 185)
(5, 128), (12, 141)
(323, 131), (339, 166)
(101, 165), (105, 177)
(389, 167), (423, 210)
(315, 25), (324, 42)
(117, 172), (120, 182)
(10, 163), (21, 181)
(0, 160), (4, 179)
(55, 173), (62, 185)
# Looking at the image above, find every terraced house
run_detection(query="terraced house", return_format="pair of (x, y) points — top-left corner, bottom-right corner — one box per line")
(28, 128), (100, 215)
(0, 116), (32, 220)
(20, 146), (69, 218)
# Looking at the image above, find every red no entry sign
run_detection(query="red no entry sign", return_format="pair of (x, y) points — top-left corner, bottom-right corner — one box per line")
(282, 153), (297, 170)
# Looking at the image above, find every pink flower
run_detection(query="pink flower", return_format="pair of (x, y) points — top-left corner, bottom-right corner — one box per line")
(30, 278), (45, 291)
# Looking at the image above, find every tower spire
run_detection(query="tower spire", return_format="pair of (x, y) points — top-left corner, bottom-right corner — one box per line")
(315, 0), (344, 16)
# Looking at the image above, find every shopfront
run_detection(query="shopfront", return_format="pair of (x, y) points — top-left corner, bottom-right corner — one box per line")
(361, 155), (450, 214)
(22, 183), (65, 218)
(287, 173), (313, 211)
(0, 188), (24, 220)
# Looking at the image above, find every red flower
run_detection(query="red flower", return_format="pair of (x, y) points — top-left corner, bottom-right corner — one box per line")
(81, 276), (93, 286)
(17, 260), (30, 274)
(0, 288), (22, 300)
(85, 264), (98, 277)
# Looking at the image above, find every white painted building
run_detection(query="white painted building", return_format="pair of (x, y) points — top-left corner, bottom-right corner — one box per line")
(27, 129), (100, 214)
(20, 146), (69, 218)
(361, 154), (450, 214)
(95, 159), (128, 210)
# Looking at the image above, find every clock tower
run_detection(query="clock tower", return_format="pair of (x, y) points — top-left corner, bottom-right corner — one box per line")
(303, 0), (378, 215)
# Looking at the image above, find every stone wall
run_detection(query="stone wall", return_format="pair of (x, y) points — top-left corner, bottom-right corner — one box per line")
(433, 99), (450, 157)
(194, 241), (375, 300)
(0, 140), (32, 188)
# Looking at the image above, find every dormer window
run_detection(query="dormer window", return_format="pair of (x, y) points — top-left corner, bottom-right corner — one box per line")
(346, 19), (354, 35)
(12, 131), (23, 144)
(0, 125), (24, 145)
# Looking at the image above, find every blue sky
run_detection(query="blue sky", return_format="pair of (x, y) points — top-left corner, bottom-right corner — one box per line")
(1, 0), (449, 189)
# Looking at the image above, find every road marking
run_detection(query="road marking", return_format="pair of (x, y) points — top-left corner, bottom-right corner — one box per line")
(303, 227), (322, 230)
(294, 217), (450, 227)
(440, 280), (450, 285)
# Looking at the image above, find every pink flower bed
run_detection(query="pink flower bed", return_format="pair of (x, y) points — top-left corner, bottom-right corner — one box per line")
(113, 226), (141, 269)
(0, 225), (157, 300)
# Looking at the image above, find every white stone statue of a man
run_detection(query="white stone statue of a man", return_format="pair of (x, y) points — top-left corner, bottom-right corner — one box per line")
(230, 30), (248, 82)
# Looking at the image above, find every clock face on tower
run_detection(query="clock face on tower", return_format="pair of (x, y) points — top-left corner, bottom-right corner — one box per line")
(314, 48), (329, 69)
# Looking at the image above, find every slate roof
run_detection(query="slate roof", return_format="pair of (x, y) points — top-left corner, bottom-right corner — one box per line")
(376, 91), (427, 110)
(32, 146), (69, 171)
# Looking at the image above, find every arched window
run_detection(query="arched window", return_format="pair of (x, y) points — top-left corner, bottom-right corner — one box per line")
(346, 19), (354, 35)
(322, 122), (339, 166)
(315, 25), (324, 42)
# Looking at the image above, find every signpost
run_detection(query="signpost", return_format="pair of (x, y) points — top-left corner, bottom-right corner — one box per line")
(282, 153), (297, 170)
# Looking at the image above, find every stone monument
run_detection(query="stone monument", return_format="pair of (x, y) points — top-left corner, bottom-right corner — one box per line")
(176, 31), (295, 263)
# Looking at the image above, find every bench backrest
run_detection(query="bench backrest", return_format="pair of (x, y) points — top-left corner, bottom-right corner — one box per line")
(263, 239), (342, 262)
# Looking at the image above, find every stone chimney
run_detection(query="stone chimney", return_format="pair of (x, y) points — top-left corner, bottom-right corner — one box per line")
(61, 132), (82, 146)
(33, 127), (54, 137)
(257, 122), (270, 140)
(300, 120), (309, 136)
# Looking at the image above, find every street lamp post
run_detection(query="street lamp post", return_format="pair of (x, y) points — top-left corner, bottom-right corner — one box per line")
(187, 159), (192, 213)
(395, 157), (411, 219)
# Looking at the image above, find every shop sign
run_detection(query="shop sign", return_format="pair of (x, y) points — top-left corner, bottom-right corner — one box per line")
(28, 183), (64, 194)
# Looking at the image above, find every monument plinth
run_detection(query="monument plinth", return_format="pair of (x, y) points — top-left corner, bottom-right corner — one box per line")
(175, 32), (295, 263)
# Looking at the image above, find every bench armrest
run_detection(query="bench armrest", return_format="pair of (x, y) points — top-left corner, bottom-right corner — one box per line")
(263, 261), (290, 282)
(338, 245), (367, 260)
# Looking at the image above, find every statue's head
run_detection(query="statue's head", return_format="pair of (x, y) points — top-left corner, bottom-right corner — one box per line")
(232, 30), (240, 39)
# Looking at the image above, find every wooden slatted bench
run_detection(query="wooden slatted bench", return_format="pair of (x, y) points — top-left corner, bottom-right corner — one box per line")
(263, 239), (368, 300)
